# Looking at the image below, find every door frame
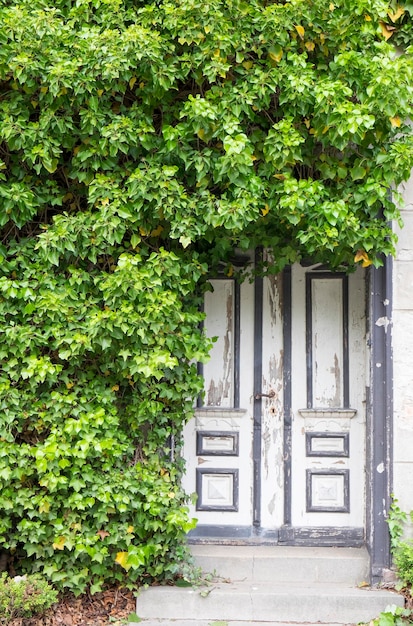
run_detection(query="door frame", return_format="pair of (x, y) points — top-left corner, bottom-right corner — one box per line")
(187, 257), (394, 583)
(368, 258), (393, 584)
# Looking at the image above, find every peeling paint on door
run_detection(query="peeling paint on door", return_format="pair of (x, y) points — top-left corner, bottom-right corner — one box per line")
(182, 262), (367, 539)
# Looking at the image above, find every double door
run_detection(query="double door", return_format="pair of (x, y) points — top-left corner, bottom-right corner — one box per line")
(182, 260), (367, 544)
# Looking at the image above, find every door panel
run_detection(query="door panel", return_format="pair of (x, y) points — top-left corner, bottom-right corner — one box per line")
(182, 277), (255, 529)
(202, 280), (235, 408)
(290, 265), (366, 530)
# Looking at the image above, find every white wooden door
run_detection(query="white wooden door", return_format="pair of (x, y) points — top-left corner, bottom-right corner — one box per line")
(182, 275), (258, 532)
(288, 264), (366, 540)
(182, 260), (367, 543)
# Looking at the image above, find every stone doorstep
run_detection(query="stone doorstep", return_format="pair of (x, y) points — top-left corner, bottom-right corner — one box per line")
(129, 622), (357, 626)
(134, 581), (404, 625)
(189, 545), (370, 585)
(133, 546), (403, 625)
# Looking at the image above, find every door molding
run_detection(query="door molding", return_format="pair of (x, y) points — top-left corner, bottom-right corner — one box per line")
(252, 249), (264, 528)
(188, 524), (364, 546)
(282, 265), (292, 532)
(368, 259), (393, 583)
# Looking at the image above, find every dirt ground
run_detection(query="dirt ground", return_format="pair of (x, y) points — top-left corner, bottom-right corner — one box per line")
(11, 586), (137, 626)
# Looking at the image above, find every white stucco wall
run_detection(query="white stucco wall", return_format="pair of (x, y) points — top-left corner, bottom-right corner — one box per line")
(393, 174), (413, 514)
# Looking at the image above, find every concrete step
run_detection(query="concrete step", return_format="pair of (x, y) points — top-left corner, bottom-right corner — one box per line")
(189, 545), (370, 585)
(135, 580), (403, 624)
(130, 622), (357, 626)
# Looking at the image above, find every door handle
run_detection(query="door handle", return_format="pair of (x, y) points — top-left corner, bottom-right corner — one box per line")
(255, 390), (275, 400)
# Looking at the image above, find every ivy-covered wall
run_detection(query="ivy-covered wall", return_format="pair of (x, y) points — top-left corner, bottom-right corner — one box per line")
(0, 0), (413, 594)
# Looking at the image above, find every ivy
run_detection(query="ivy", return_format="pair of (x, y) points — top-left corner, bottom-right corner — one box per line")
(0, 0), (413, 594)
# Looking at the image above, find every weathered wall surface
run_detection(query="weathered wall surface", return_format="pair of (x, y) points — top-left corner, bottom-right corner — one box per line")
(393, 174), (413, 515)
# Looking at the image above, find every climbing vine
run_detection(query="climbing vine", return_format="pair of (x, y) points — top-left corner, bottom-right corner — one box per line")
(0, 0), (413, 594)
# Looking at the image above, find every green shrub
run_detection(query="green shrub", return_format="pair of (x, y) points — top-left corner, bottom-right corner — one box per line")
(361, 604), (413, 626)
(388, 499), (413, 587)
(394, 541), (413, 588)
(0, 250), (208, 595)
(0, 573), (58, 625)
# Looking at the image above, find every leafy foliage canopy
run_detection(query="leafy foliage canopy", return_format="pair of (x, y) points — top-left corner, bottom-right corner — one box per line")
(0, 0), (413, 593)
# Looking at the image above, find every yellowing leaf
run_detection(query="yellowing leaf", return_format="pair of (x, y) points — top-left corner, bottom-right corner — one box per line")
(204, 25), (211, 33)
(390, 116), (401, 128)
(127, 526), (134, 534)
(139, 226), (148, 236)
(179, 235), (192, 248)
(295, 25), (305, 39)
(115, 552), (131, 570)
(168, 492), (176, 498)
(197, 128), (206, 140)
(242, 60), (253, 70)
(111, 384), (119, 392)
(139, 82), (145, 89)
(273, 174), (286, 180)
(354, 250), (372, 267)
(268, 45), (283, 63)
(151, 225), (163, 237)
(40, 86), (48, 94)
(365, 14), (372, 21)
(39, 501), (50, 514)
(227, 264), (234, 277)
(97, 89), (104, 97)
(379, 21), (395, 40)
(329, 2), (335, 9)
(129, 77), (137, 90)
(305, 41), (315, 51)
(262, 204), (270, 216)
(388, 6), (404, 22)
(53, 536), (66, 551)
(31, 100), (38, 108)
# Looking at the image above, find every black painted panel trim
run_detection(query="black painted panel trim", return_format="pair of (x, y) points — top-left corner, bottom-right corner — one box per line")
(305, 272), (313, 409)
(253, 248), (264, 527)
(305, 272), (348, 408)
(188, 525), (364, 547)
(280, 526), (364, 547)
(234, 280), (241, 409)
(196, 468), (239, 512)
(306, 469), (350, 513)
(282, 266), (292, 527)
(196, 430), (239, 456)
(306, 432), (349, 458)
(343, 276), (350, 408)
(197, 278), (240, 409)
